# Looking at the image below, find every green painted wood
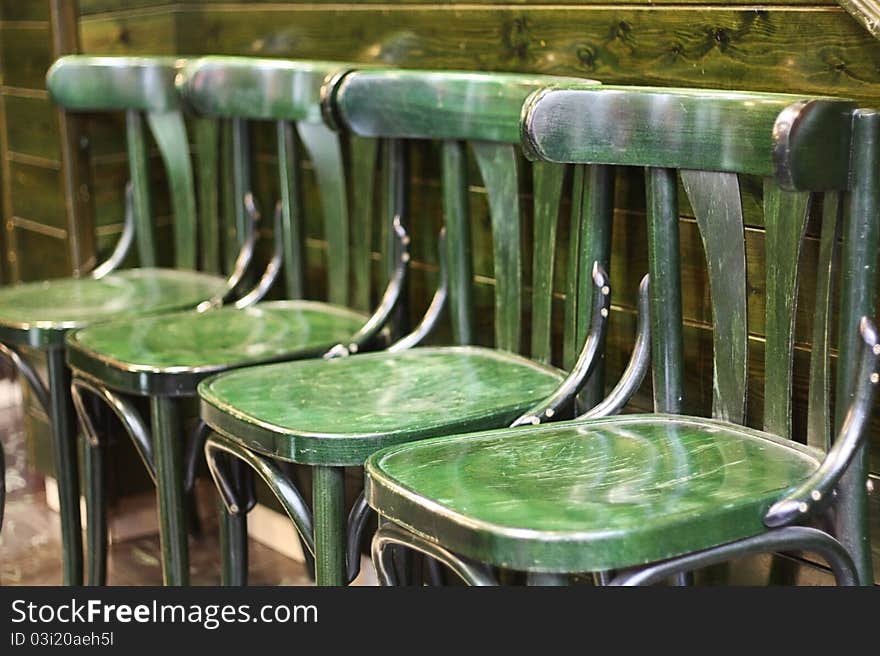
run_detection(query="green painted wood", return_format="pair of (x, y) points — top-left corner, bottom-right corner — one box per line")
(277, 120), (303, 299)
(762, 181), (811, 439)
(646, 167), (684, 413)
(834, 109), (880, 584)
(0, 268), (226, 348)
(231, 118), (250, 253)
(336, 69), (591, 144)
(151, 395), (188, 585)
(297, 122), (349, 306)
(221, 121), (238, 272)
(523, 86), (857, 191)
(472, 142), (522, 353)
(681, 170), (748, 424)
(312, 465), (346, 586)
(530, 161), (564, 365)
(198, 347), (563, 467)
(562, 165), (586, 370)
(46, 55), (181, 112)
(66, 301), (367, 396)
(194, 117), (220, 274)
(349, 135), (379, 312)
(442, 140), (474, 346)
(147, 110), (197, 270)
(807, 193), (841, 451)
(125, 110), (155, 267)
(365, 414), (821, 573)
(571, 164), (614, 406)
(182, 56), (346, 123)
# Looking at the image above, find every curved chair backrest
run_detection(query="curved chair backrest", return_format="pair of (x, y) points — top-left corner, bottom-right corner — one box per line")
(183, 56), (371, 306)
(47, 56), (197, 271)
(333, 70), (602, 381)
(523, 85), (870, 449)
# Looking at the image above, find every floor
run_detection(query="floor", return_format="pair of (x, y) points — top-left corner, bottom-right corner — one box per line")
(0, 378), (314, 586)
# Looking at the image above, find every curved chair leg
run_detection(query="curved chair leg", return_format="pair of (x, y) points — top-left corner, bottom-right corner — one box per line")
(151, 396), (188, 585)
(346, 491), (374, 583)
(71, 377), (154, 586)
(212, 452), (253, 586)
(372, 521), (499, 586)
(608, 526), (859, 586)
(205, 434), (314, 585)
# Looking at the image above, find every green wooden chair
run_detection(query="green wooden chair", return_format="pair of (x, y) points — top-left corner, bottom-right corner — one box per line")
(366, 86), (879, 586)
(65, 56), (412, 586)
(0, 56), (242, 585)
(196, 68), (619, 587)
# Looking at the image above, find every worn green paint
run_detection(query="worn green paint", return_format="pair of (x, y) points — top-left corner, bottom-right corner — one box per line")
(807, 193), (841, 451)
(472, 142), (522, 353)
(834, 109), (880, 584)
(523, 86), (856, 191)
(336, 70), (592, 144)
(199, 347), (563, 467)
(530, 160), (565, 364)
(276, 120), (304, 299)
(646, 167), (684, 413)
(151, 395), (188, 585)
(147, 110), (197, 269)
(349, 136), (379, 312)
(194, 117), (221, 274)
(297, 123), (349, 306)
(762, 181), (811, 439)
(0, 268), (226, 348)
(66, 301), (366, 396)
(441, 139), (474, 345)
(681, 170), (748, 423)
(125, 110), (155, 267)
(313, 465), (346, 586)
(366, 414), (821, 573)
(46, 55), (182, 112)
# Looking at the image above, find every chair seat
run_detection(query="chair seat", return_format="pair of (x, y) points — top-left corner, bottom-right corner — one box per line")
(66, 300), (368, 396)
(364, 414), (822, 573)
(199, 346), (564, 466)
(0, 268), (228, 348)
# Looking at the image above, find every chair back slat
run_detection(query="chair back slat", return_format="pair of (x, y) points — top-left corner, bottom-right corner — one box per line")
(762, 182), (811, 439)
(530, 160), (565, 365)
(297, 122), (350, 306)
(230, 118), (252, 254)
(276, 120), (304, 299)
(335, 69), (600, 354)
(646, 166), (685, 414)
(569, 164), (614, 406)
(806, 192), (841, 451)
(441, 139), (475, 346)
(125, 110), (155, 267)
(681, 170), (748, 423)
(193, 117), (221, 274)
(146, 110), (198, 270)
(472, 141), (522, 353)
(349, 136), (380, 312)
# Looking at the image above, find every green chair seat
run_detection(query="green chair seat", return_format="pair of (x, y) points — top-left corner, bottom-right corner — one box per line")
(364, 414), (822, 573)
(199, 346), (564, 466)
(66, 300), (367, 396)
(0, 268), (228, 348)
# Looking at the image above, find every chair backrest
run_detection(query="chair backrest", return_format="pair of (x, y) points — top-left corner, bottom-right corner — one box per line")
(183, 56), (386, 308)
(522, 85), (874, 452)
(332, 70), (604, 383)
(47, 55), (198, 271)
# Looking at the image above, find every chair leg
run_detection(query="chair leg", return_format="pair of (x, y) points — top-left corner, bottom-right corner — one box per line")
(312, 465), (346, 586)
(47, 348), (83, 586)
(81, 436), (107, 586)
(151, 396), (189, 585)
(218, 495), (248, 586)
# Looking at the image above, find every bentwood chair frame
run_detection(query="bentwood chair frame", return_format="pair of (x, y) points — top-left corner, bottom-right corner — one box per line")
(193, 69), (657, 587)
(64, 57), (413, 586)
(366, 86), (879, 586)
(0, 56), (255, 584)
